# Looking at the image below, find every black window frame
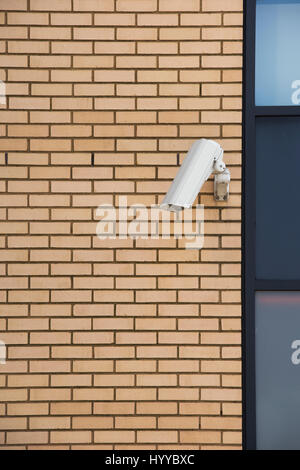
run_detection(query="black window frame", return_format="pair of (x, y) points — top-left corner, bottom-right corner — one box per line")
(242, 0), (300, 450)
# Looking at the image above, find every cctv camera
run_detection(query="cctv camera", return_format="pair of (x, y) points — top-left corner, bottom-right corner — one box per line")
(160, 139), (230, 212)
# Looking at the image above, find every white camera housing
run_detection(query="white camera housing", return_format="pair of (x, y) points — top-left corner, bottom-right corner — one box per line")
(160, 139), (230, 212)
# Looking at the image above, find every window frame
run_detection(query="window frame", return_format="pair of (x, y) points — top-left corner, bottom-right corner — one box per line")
(242, 0), (300, 450)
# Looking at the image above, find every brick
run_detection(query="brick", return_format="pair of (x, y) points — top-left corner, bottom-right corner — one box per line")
(137, 374), (177, 387)
(8, 375), (49, 388)
(223, 432), (242, 445)
(180, 41), (220, 54)
(51, 208), (92, 221)
(30, 361), (70, 373)
(30, 332), (71, 344)
(180, 402), (220, 415)
(8, 41), (49, 54)
(73, 388), (113, 401)
(222, 403), (242, 416)
(94, 402), (134, 415)
(116, 416), (156, 429)
(116, 115), (154, 128)
(0, 361), (27, 374)
(0, 389), (27, 402)
(95, 41), (135, 54)
(51, 70), (92, 83)
(224, 13), (243, 25)
(52, 346), (92, 359)
(138, 70), (178, 83)
(223, 41), (243, 54)
(50, 402), (91, 415)
(51, 13), (92, 25)
(138, 430), (178, 444)
(71, 56), (113, 69)
(138, 41), (177, 54)
(73, 112), (114, 124)
(7, 12), (49, 25)
(201, 111), (241, 124)
(117, 27), (157, 40)
(95, 430), (135, 443)
(0, 0), (27, 9)
(160, 0), (199, 10)
(95, 347), (134, 359)
(30, 55), (71, 68)
(117, 388), (156, 401)
(180, 431), (221, 444)
(30, 27), (71, 39)
(30, 417), (70, 430)
(73, 332), (113, 344)
(95, 13), (135, 25)
(7, 403), (48, 416)
(0, 26), (27, 39)
(51, 374), (91, 387)
(30, 304), (71, 316)
(117, 304), (156, 317)
(201, 388), (241, 401)
(51, 431), (91, 444)
(7, 431), (48, 444)
(116, 332), (156, 345)
(136, 403), (177, 416)
(73, 361), (113, 373)
(159, 27), (200, 40)
(75, 84), (114, 97)
(73, 416), (113, 429)
(9, 70), (49, 83)
(158, 417), (198, 429)
(52, 41), (93, 54)
(202, 0), (243, 11)
(222, 374), (241, 387)
(137, 346), (177, 359)
(117, 0), (157, 11)
(53, 98), (93, 111)
(201, 360), (241, 373)
(30, 111), (70, 123)
(202, 55), (242, 68)
(74, 27), (114, 40)
(0, 111), (27, 123)
(223, 69), (242, 83)
(178, 319), (219, 331)
(10, 97), (50, 110)
(159, 56), (199, 69)
(74, 139), (114, 151)
(0, 139), (27, 151)
(136, 319), (176, 331)
(117, 56), (156, 69)
(138, 13), (178, 26)
(179, 346), (220, 359)
(8, 125), (49, 137)
(31, 0), (71, 8)
(51, 236), (91, 248)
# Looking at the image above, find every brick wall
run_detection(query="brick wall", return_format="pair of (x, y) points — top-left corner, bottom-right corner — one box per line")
(0, 0), (243, 449)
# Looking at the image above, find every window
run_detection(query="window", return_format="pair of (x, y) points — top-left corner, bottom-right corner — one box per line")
(244, 0), (300, 450)
(256, 0), (300, 106)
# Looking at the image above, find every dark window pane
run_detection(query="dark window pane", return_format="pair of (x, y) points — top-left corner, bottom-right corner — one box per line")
(256, 0), (300, 106)
(256, 117), (300, 279)
(256, 292), (300, 449)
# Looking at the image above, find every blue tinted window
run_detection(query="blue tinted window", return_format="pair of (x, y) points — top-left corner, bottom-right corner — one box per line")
(256, 292), (300, 449)
(256, 0), (300, 106)
(256, 117), (300, 279)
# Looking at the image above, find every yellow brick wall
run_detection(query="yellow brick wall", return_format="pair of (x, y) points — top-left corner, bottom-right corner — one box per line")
(0, 0), (242, 449)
